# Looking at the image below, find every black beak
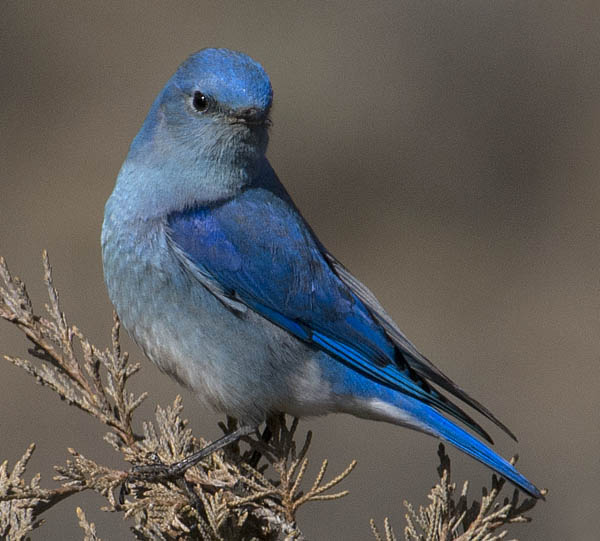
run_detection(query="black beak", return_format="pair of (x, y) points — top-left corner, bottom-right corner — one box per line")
(231, 107), (270, 127)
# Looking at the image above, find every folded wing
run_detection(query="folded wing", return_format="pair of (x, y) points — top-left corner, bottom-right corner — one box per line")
(166, 186), (511, 444)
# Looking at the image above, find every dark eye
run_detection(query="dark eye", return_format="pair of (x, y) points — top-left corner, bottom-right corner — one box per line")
(192, 91), (208, 112)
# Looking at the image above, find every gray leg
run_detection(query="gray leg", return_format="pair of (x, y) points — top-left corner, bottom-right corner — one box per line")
(119, 424), (257, 504)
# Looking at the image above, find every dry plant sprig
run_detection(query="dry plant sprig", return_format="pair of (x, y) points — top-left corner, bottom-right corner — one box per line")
(1, 253), (540, 540)
(0, 444), (43, 541)
(0, 252), (145, 447)
(233, 416), (358, 523)
(371, 443), (544, 541)
(76, 507), (103, 541)
(0, 253), (358, 540)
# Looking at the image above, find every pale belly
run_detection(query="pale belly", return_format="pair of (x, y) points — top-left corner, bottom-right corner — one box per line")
(102, 221), (334, 424)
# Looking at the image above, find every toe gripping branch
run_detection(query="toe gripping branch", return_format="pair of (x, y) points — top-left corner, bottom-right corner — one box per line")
(119, 424), (257, 504)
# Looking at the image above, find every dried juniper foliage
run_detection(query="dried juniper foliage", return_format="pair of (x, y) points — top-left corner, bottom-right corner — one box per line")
(76, 507), (103, 541)
(370, 444), (544, 541)
(1, 253), (541, 540)
(0, 444), (42, 541)
(0, 253), (356, 540)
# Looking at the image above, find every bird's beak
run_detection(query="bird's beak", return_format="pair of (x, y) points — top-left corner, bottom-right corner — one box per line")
(230, 107), (271, 127)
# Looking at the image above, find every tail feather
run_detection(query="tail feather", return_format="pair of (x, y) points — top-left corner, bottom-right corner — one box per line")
(414, 403), (542, 499)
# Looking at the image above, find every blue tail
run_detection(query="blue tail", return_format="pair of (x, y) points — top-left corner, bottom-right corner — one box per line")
(415, 403), (542, 499)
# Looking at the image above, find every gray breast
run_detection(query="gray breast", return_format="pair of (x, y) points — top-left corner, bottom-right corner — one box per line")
(101, 217), (332, 423)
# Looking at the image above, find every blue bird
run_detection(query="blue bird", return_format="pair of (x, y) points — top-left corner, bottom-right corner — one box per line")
(102, 48), (541, 498)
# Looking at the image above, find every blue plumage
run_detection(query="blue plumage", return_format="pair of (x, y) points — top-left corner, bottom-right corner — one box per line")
(167, 188), (497, 444)
(102, 48), (542, 499)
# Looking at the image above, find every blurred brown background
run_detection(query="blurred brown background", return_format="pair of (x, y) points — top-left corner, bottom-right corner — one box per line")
(1, 2), (599, 539)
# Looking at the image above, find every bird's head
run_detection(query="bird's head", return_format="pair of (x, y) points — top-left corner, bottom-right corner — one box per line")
(114, 49), (275, 213)
(133, 48), (273, 168)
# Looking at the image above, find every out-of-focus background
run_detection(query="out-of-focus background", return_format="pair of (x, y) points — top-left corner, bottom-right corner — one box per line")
(1, 2), (598, 539)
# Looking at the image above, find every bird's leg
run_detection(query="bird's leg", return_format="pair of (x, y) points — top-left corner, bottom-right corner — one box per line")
(246, 423), (273, 468)
(119, 424), (257, 503)
(139, 424), (257, 478)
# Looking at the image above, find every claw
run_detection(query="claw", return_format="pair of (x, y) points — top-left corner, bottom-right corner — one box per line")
(116, 424), (257, 504)
(130, 461), (172, 481)
(118, 453), (171, 505)
(118, 479), (130, 505)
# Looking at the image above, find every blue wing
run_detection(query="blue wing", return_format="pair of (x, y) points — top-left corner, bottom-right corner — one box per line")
(166, 185), (544, 498)
(167, 186), (502, 443)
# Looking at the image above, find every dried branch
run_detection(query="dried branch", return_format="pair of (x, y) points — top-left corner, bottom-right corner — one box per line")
(1, 252), (144, 447)
(371, 443), (544, 541)
(76, 507), (103, 541)
(1, 253), (541, 540)
(0, 253), (357, 540)
(227, 415), (358, 528)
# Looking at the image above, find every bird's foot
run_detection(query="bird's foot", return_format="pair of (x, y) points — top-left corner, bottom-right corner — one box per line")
(246, 424), (273, 468)
(119, 452), (205, 515)
(118, 424), (258, 504)
(119, 452), (175, 504)
(130, 454), (176, 481)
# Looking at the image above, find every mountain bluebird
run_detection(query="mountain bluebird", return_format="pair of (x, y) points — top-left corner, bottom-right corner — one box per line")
(102, 48), (541, 498)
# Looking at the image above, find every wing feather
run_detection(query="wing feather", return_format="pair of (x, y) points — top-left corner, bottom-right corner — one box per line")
(165, 187), (512, 443)
(324, 253), (517, 441)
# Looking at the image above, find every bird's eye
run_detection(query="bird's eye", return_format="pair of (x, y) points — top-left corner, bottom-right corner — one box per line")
(192, 91), (208, 112)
